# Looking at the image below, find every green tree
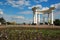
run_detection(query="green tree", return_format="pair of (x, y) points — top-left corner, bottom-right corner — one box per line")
(0, 17), (6, 24)
(54, 19), (60, 26)
(23, 22), (26, 25)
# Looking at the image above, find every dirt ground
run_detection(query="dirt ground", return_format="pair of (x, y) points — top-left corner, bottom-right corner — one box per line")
(0, 25), (60, 29)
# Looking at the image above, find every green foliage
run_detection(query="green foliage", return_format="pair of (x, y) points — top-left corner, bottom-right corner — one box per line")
(31, 23), (36, 25)
(23, 22), (26, 25)
(0, 17), (6, 24)
(54, 19), (60, 26)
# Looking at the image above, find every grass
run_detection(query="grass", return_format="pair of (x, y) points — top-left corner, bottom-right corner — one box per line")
(0, 27), (60, 40)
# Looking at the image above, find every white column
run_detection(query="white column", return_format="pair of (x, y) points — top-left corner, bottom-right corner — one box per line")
(51, 10), (54, 24)
(38, 14), (40, 24)
(33, 13), (36, 24)
(35, 11), (37, 24)
(43, 14), (45, 24)
(48, 13), (50, 25)
(33, 11), (37, 24)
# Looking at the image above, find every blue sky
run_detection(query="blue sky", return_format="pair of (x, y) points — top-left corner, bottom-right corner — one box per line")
(0, 0), (60, 23)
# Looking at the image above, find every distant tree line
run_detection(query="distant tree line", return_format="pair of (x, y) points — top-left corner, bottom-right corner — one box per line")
(0, 17), (60, 26)
(0, 17), (16, 25)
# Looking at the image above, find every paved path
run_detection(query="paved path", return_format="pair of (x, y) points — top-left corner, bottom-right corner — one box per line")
(0, 25), (60, 29)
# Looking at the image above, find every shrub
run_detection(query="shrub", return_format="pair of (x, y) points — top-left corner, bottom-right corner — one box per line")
(54, 19), (60, 26)
(40, 23), (43, 25)
(31, 23), (36, 25)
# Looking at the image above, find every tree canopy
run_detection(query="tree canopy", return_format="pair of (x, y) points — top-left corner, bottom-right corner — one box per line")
(0, 17), (6, 24)
(54, 19), (60, 26)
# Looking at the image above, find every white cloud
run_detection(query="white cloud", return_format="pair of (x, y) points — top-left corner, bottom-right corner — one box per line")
(0, 9), (33, 23)
(12, 16), (24, 19)
(54, 11), (60, 19)
(28, 5), (50, 11)
(41, 7), (49, 11)
(18, 11), (33, 14)
(25, 19), (33, 24)
(50, 3), (60, 19)
(0, 2), (3, 5)
(7, 0), (31, 9)
(11, 15), (33, 23)
(40, 0), (48, 2)
(0, 1), (10, 6)
(50, 4), (55, 7)
(0, 9), (3, 14)
(55, 3), (60, 10)
(28, 5), (42, 9)
(34, 0), (48, 3)
(50, 3), (60, 10)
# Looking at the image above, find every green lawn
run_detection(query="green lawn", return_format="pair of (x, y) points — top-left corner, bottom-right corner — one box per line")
(0, 27), (60, 40)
